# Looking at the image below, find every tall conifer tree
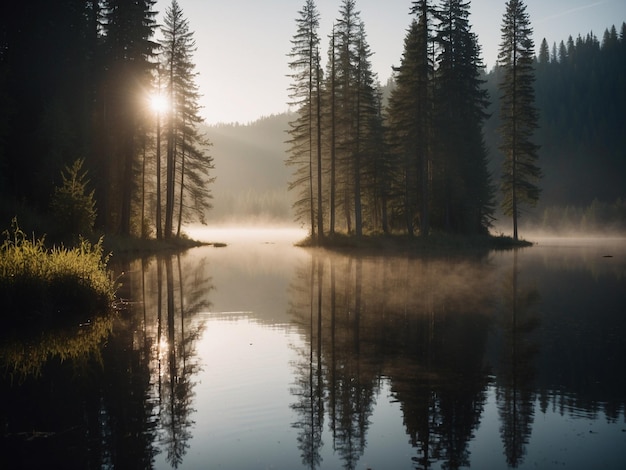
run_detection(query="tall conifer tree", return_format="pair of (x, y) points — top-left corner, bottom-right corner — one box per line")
(100, 0), (158, 235)
(333, 0), (381, 236)
(432, 0), (493, 234)
(287, 0), (322, 241)
(333, 0), (360, 233)
(324, 26), (339, 235)
(387, 0), (435, 236)
(497, 0), (541, 240)
(159, 0), (214, 239)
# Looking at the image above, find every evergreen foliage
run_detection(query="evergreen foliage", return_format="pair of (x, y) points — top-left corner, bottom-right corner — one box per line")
(497, 0), (541, 240)
(431, 0), (494, 234)
(285, 0), (494, 238)
(1, 1), (624, 241)
(537, 199), (626, 235)
(50, 159), (97, 240)
(386, 0), (435, 236)
(98, 0), (159, 236)
(484, 22), (626, 224)
(0, 0), (214, 241)
(158, 0), (214, 239)
(287, 0), (323, 241)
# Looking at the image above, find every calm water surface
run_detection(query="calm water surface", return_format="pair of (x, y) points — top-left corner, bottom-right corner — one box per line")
(1, 229), (625, 469)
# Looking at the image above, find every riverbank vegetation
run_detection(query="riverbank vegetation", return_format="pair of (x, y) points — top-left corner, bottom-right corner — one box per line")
(0, 220), (116, 326)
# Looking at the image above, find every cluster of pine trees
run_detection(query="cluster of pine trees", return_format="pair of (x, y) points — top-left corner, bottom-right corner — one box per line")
(287, 0), (502, 241)
(0, 0), (213, 240)
(486, 23), (626, 223)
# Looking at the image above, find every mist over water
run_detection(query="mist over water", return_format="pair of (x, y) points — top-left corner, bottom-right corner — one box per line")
(1, 229), (625, 469)
(185, 224), (308, 246)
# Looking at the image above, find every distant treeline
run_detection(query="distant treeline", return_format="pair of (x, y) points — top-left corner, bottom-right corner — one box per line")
(210, 189), (292, 224)
(530, 199), (626, 235)
(484, 23), (626, 209)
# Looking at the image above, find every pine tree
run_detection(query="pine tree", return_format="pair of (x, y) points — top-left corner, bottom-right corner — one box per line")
(286, 0), (322, 241)
(361, 86), (390, 233)
(557, 40), (567, 63)
(159, 0), (214, 239)
(333, 0), (381, 235)
(386, 0), (435, 236)
(51, 159), (97, 239)
(351, 23), (383, 236)
(497, 0), (541, 240)
(432, 0), (493, 234)
(100, 0), (158, 235)
(538, 38), (550, 65)
(324, 26), (339, 235)
(333, 0), (358, 234)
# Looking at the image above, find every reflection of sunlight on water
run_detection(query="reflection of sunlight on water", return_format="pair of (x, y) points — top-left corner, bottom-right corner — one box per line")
(179, 225), (311, 325)
(185, 225), (308, 246)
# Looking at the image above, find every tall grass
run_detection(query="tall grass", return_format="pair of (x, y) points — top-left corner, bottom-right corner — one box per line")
(0, 218), (116, 323)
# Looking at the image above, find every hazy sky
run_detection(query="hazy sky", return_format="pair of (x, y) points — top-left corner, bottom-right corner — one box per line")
(156, 0), (626, 124)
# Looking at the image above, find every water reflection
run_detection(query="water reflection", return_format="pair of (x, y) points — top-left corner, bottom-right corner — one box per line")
(1, 236), (625, 469)
(287, 245), (625, 469)
(135, 254), (211, 468)
(0, 252), (212, 468)
(0, 311), (114, 382)
(288, 251), (497, 469)
(495, 250), (540, 468)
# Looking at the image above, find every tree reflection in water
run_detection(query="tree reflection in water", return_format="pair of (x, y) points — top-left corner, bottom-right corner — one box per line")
(496, 249), (540, 468)
(290, 257), (325, 469)
(2, 239), (625, 469)
(0, 253), (212, 469)
(288, 251), (496, 470)
(144, 254), (212, 468)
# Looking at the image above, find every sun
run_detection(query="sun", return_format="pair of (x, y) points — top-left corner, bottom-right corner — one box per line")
(149, 93), (168, 114)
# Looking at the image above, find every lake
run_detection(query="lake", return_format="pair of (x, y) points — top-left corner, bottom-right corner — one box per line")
(1, 229), (625, 469)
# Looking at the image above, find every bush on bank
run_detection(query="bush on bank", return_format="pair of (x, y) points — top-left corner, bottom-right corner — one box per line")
(0, 219), (116, 325)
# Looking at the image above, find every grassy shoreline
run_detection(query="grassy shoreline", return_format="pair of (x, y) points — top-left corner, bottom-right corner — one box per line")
(0, 220), (117, 325)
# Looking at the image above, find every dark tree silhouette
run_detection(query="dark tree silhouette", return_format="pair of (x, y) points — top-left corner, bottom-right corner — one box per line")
(287, 0), (323, 241)
(386, 0), (435, 236)
(497, 0), (541, 240)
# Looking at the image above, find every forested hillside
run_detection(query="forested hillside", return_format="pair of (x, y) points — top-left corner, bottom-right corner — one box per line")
(483, 24), (626, 230)
(203, 114), (294, 223)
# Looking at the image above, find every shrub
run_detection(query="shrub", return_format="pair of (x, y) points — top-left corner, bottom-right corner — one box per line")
(0, 218), (116, 324)
(50, 158), (97, 240)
